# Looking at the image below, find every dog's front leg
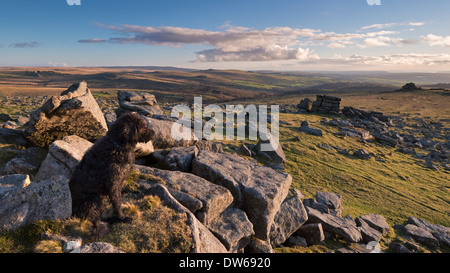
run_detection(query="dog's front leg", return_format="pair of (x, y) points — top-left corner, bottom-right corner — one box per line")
(107, 184), (132, 224)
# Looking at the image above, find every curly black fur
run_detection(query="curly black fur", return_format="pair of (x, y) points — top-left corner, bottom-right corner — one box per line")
(69, 112), (155, 239)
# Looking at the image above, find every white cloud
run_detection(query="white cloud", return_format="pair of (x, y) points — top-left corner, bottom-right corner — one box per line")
(82, 24), (322, 62)
(327, 41), (349, 49)
(78, 22), (440, 66)
(421, 34), (450, 47)
(361, 36), (418, 48)
(196, 46), (320, 62)
(361, 22), (425, 30)
(302, 53), (450, 67)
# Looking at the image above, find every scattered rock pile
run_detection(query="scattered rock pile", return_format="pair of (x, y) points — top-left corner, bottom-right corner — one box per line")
(326, 105), (450, 171)
(311, 95), (341, 114)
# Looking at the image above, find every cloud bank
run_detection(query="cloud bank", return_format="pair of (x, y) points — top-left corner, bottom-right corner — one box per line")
(77, 21), (450, 70)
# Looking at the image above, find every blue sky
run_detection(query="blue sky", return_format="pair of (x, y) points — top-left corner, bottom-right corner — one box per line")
(1, 0), (450, 71)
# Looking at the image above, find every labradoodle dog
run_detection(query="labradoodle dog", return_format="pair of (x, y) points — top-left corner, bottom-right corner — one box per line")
(69, 112), (155, 239)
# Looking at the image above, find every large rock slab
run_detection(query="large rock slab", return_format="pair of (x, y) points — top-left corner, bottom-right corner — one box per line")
(294, 223), (325, 246)
(407, 216), (450, 235)
(139, 182), (227, 253)
(208, 208), (254, 253)
(0, 175), (72, 231)
(135, 165), (233, 226)
(305, 207), (362, 243)
(316, 191), (343, 217)
(407, 216), (450, 248)
(145, 117), (196, 149)
(355, 217), (383, 243)
(35, 135), (93, 181)
(25, 82), (108, 148)
(356, 214), (390, 236)
(403, 224), (440, 249)
(269, 192), (308, 247)
(192, 150), (291, 240)
(299, 126), (323, 136)
(116, 90), (164, 117)
(164, 146), (199, 172)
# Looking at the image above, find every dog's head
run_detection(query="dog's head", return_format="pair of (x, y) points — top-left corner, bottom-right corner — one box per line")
(109, 112), (156, 146)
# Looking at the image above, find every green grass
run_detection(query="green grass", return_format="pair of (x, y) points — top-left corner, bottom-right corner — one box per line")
(278, 113), (450, 227)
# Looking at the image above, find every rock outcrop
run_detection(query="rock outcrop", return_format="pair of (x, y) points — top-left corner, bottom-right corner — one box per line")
(192, 150), (292, 240)
(116, 90), (164, 117)
(311, 95), (341, 114)
(25, 82), (108, 148)
(0, 175), (72, 231)
(135, 165), (233, 226)
(35, 135), (93, 181)
(138, 182), (228, 253)
(145, 117), (197, 149)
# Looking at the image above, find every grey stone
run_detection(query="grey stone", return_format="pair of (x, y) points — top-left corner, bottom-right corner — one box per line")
(407, 216), (450, 248)
(403, 224), (440, 249)
(117, 90), (163, 117)
(140, 182), (227, 253)
(357, 214), (390, 236)
(286, 236), (307, 247)
(356, 217), (383, 243)
(407, 216), (450, 235)
(316, 192), (343, 217)
(35, 135), (93, 181)
(195, 140), (223, 153)
(294, 223), (325, 246)
(0, 174), (31, 195)
(389, 242), (413, 253)
(306, 207), (362, 243)
(0, 175), (72, 231)
(353, 149), (372, 160)
(245, 238), (275, 253)
(192, 150), (291, 240)
(145, 117), (196, 149)
(303, 198), (330, 214)
(135, 165), (233, 226)
(164, 146), (198, 172)
(270, 193), (308, 247)
(25, 81), (108, 148)
(208, 208), (254, 252)
(299, 126), (323, 136)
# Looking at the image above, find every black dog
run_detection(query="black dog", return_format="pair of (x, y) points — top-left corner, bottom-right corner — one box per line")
(69, 112), (155, 239)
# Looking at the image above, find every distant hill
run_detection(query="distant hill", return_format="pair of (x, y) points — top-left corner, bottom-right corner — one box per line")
(1, 67), (449, 103)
